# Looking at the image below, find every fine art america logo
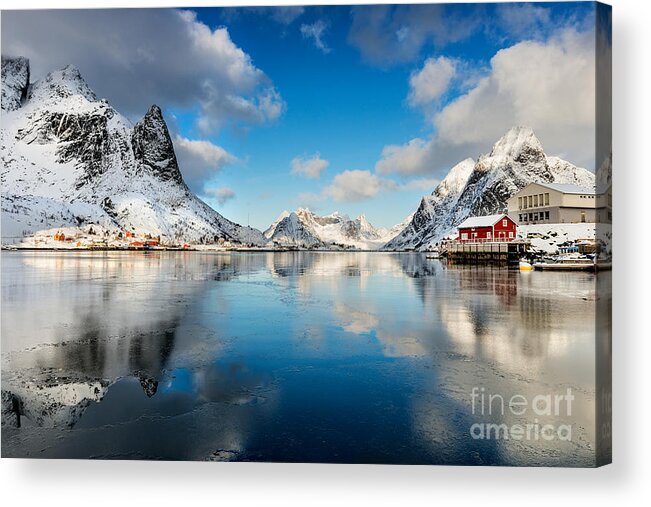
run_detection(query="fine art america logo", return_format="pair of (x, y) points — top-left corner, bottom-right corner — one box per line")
(470, 387), (575, 441)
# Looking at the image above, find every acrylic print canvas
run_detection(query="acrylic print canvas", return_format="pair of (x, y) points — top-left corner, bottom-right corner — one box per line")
(0, 3), (612, 466)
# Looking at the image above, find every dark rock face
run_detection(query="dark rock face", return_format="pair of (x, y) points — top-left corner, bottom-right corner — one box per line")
(16, 110), (112, 189)
(137, 374), (159, 398)
(1, 56), (30, 112)
(132, 105), (184, 184)
(1, 390), (23, 428)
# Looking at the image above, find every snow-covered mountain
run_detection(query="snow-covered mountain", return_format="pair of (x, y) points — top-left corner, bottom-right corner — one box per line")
(384, 126), (595, 250)
(1, 56), (263, 245)
(383, 158), (475, 251)
(264, 208), (407, 249)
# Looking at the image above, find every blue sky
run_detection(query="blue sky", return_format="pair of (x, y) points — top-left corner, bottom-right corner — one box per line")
(2, 3), (600, 230)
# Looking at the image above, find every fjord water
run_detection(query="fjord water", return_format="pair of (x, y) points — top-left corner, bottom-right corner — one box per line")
(1, 251), (601, 465)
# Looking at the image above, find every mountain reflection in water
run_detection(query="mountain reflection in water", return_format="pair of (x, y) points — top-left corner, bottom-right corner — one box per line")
(1, 251), (603, 465)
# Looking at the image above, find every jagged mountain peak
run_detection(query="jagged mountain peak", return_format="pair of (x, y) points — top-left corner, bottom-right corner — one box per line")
(488, 125), (543, 159)
(2, 57), (264, 246)
(30, 63), (97, 105)
(384, 126), (595, 251)
(433, 157), (475, 198)
(143, 103), (164, 120)
(132, 104), (184, 184)
(264, 207), (405, 249)
(1, 55), (30, 112)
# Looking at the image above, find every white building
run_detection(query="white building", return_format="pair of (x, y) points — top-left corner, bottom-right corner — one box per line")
(507, 182), (611, 225)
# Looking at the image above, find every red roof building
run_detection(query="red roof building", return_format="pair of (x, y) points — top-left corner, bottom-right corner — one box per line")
(456, 214), (517, 243)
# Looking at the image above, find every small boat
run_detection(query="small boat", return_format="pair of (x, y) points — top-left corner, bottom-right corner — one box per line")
(533, 254), (596, 271)
(519, 259), (533, 271)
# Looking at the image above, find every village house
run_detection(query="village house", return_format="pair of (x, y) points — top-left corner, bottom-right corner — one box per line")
(456, 214), (517, 243)
(507, 182), (612, 225)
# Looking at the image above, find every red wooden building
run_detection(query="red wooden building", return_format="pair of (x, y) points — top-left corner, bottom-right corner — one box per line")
(456, 214), (517, 243)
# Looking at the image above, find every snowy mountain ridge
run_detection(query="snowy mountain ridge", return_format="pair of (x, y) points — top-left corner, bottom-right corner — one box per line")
(1, 56), (264, 245)
(384, 126), (596, 251)
(264, 207), (410, 250)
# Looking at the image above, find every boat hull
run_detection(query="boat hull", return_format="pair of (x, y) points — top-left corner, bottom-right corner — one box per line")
(533, 263), (596, 271)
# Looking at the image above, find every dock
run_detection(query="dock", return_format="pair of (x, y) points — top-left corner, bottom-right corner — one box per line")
(443, 240), (530, 266)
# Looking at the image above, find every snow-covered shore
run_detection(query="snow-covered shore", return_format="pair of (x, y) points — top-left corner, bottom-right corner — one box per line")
(518, 222), (611, 255)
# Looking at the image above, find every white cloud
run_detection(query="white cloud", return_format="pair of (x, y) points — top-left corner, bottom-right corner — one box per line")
(400, 177), (440, 191)
(300, 20), (331, 54)
(377, 28), (597, 176)
(323, 170), (383, 202)
(408, 56), (457, 106)
(434, 29), (595, 166)
(174, 135), (238, 192)
(204, 186), (236, 206)
(376, 138), (436, 176)
(1, 9), (285, 132)
(290, 154), (329, 179)
(320, 170), (436, 203)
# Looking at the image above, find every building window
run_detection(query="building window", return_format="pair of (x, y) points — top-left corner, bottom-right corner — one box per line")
(539, 194), (544, 206)
(533, 212), (539, 221)
(461, 233), (468, 240)
(544, 193), (549, 205)
(518, 197), (522, 209)
(508, 231), (514, 239)
(502, 219), (507, 227)
(581, 211), (586, 223)
(533, 194), (538, 207)
(487, 231), (491, 239)
(545, 211), (550, 220)
(528, 195), (533, 207)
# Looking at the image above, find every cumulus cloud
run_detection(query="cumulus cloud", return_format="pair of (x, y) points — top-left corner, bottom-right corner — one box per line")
(323, 170), (384, 202)
(408, 56), (457, 107)
(348, 4), (480, 66)
(320, 170), (437, 202)
(377, 28), (597, 176)
(376, 137), (473, 177)
(400, 177), (440, 191)
(204, 187), (236, 206)
(0, 9), (285, 132)
(300, 20), (332, 54)
(376, 139), (434, 176)
(434, 29), (595, 164)
(290, 153), (329, 179)
(173, 135), (238, 192)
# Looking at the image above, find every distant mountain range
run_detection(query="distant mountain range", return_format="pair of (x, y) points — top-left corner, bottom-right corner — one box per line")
(263, 208), (411, 249)
(1, 56), (596, 251)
